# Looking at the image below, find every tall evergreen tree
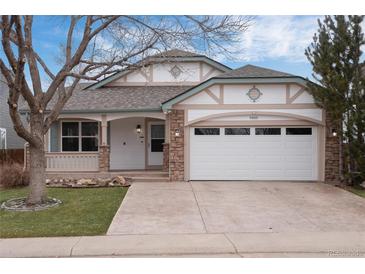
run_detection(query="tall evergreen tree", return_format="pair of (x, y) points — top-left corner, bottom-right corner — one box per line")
(305, 15), (365, 185)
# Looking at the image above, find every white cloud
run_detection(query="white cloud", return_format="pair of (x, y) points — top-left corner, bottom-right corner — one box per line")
(239, 16), (322, 63)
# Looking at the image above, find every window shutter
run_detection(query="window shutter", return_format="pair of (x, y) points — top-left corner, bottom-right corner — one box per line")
(50, 122), (60, 152)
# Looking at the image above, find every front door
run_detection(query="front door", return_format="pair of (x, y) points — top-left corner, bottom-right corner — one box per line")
(110, 117), (145, 170)
(147, 121), (165, 166)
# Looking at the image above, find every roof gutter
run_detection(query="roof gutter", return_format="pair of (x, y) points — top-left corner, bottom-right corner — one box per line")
(19, 108), (162, 114)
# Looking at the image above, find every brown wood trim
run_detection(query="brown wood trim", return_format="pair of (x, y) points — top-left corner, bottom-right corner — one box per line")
(204, 88), (221, 104)
(219, 85), (224, 104)
(199, 62), (203, 81)
(138, 68), (149, 81)
(186, 111), (324, 126)
(184, 125), (190, 181)
(174, 103), (319, 110)
(286, 84), (290, 104)
(318, 126), (325, 182)
(288, 87), (306, 104)
(191, 120), (316, 127)
(202, 67), (217, 81)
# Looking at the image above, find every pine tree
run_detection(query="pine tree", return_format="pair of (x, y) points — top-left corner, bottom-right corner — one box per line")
(305, 15), (365, 185)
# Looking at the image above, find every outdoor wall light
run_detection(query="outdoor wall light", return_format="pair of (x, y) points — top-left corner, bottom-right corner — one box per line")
(136, 124), (142, 134)
(175, 128), (180, 137)
(332, 129), (337, 137)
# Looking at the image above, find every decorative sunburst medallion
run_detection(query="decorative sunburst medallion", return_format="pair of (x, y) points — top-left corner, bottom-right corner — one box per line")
(247, 85), (262, 102)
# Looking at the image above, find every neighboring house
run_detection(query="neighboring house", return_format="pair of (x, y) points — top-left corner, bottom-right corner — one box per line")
(22, 49), (340, 183)
(0, 72), (26, 149)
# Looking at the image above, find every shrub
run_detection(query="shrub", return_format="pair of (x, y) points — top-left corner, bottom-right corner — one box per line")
(0, 164), (30, 188)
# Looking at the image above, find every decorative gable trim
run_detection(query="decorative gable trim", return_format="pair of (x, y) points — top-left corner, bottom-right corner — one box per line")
(161, 77), (311, 112)
(88, 56), (231, 90)
(204, 88), (221, 104)
(286, 84), (307, 104)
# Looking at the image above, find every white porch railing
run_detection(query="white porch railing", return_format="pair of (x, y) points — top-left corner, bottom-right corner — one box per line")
(46, 152), (99, 172)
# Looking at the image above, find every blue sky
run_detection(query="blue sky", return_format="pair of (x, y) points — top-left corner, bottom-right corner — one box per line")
(224, 16), (324, 78)
(2, 16), (325, 81)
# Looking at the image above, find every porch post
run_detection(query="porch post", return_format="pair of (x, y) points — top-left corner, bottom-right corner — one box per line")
(162, 114), (170, 172)
(99, 114), (110, 172)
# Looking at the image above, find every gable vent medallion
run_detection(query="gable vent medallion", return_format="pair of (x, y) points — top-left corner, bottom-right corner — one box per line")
(170, 65), (182, 79)
(247, 85), (262, 102)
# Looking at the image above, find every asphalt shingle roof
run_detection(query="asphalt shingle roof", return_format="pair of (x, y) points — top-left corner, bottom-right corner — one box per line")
(41, 85), (193, 112)
(149, 49), (203, 58)
(216, 64), (295, 78)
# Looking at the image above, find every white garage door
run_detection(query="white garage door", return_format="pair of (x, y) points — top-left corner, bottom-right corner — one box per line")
(190, 127), (318, 181)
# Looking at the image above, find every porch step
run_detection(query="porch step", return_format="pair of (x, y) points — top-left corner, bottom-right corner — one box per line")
(130, 176), (170, 183)
(111, 171), (169, 178)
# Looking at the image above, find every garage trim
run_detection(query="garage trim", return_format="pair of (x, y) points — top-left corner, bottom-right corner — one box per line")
(186, 111), (324, 126)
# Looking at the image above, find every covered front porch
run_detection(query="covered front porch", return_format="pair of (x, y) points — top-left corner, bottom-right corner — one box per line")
(41, 111), (169, 174)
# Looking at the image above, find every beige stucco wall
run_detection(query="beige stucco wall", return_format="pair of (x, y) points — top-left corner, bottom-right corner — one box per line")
(105, 61), (223, 86)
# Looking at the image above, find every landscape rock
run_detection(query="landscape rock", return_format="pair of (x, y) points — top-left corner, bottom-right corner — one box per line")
(78, 178), (93, 185)
(112, 176), (131, 187)
(45, 177), (127, 188)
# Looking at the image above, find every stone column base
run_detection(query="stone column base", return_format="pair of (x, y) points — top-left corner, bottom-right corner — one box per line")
(169, 110), (185, 181)
(162, 143), (169, 172)
(99, 145), (110, 172)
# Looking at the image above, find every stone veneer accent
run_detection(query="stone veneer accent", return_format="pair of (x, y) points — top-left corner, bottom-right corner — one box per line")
(98, 145), (110, 172)
(162, 143), (169, 172)
(169, 109), (185, 181)
(325, 112), (341, 185)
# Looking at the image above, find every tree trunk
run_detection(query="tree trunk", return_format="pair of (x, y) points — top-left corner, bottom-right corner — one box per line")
(26, 114), (47, 205)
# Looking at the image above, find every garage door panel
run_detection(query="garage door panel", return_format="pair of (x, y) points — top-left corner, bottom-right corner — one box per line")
(285, 142), (313, 150)
(190, 127), (317, 181)
(286, 161), (313, 170)
(253, 157), (283, 166)
(286, 170), (313, 179)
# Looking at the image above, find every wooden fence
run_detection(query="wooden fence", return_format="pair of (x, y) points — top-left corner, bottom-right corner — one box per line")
(0, 149), (24, 165)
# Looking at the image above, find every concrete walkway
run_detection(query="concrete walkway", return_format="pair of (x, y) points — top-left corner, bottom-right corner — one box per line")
(1, 232), (365, 257)
(108, 182), (365, 235)
(2, 182), (364, 258)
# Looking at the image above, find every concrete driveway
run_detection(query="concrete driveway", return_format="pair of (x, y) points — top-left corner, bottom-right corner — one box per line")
(107, 181), (365, 235)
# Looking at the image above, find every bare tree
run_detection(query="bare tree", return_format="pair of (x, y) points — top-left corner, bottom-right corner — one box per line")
(0, 15), (251, 205)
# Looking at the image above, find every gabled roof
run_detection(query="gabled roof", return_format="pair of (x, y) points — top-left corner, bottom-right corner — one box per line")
(87, 49), (231, 90)
(161, 64), (310, 111)
(19, 85), (192, 113)
(217, 64), (295, 78)
(149, 49), (203, 58)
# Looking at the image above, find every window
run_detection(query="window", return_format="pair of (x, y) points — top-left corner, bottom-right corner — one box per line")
(81, 122), (99, 151)
(0, 128), (6, 149)
(62, 121), (99, 152)
(255, 128), (281, 135)
(286, 128), (312, 135)
(62, 122), (79, 151)
(225, 128), (250, 135)
(151, 124), (165, 152)
(194, 128), (220, 135)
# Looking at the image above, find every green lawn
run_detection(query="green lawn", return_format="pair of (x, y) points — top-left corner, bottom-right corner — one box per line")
(0, 187), (128, 238)
(348, 186), (365, 198)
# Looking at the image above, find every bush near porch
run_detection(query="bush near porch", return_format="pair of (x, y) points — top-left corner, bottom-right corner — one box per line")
(0, 187), (127, 238)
